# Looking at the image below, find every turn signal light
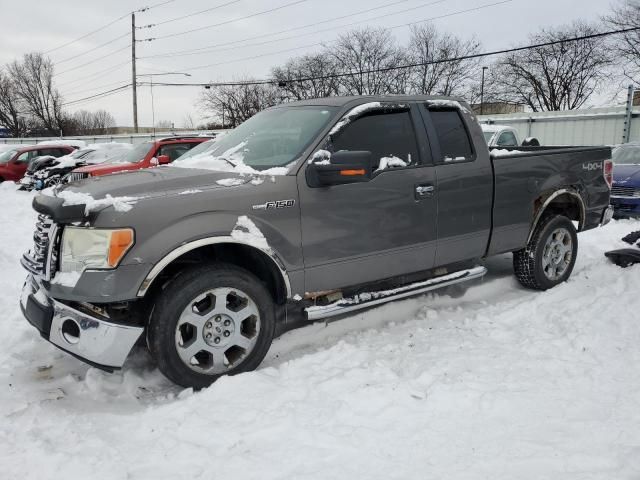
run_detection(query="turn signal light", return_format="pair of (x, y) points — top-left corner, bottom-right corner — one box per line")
(339, 169), (366, 176)
(108, 229), (134, 267)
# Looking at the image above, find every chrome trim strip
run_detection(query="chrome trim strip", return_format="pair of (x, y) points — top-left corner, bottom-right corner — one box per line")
(137, 236), (292, 298)
(49, 299), (143, 369)
(305, 266), (487, 321)
(527, 189), (586, 244)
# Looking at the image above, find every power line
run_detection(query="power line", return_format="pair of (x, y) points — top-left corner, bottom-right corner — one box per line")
(138, 0), (241, 28)
(136, 0), (178, 12)
(171, 0), (510, 73)
(59, 78), (132, 97)
(62, 84), (132, 107)
(45, 13), (130, 54)
(54, 32), (130, 65)
(139, 0), (412, 59)
(141, 25), (640, 88)
(54, 44), (131, 77)
(56, 60), (131, 88)
(142, 0), (310, 41)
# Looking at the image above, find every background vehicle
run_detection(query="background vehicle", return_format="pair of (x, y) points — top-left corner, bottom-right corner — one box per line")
(610, 142), (640, 217)
(0, 144), (75, 182)
(20, 96), (612, 389)
(482, 124), (521, 147)
(67, 136), (213, 182)
(21, 143), (133, 190)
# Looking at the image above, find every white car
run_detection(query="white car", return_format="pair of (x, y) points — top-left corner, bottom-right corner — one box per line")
(482, 125), (521, 147)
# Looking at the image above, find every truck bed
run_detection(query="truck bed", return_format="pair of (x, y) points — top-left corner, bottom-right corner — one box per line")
(487, 145), (612, 256)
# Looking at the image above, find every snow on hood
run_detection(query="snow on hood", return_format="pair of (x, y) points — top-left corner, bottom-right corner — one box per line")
(42, 188), (139, 214)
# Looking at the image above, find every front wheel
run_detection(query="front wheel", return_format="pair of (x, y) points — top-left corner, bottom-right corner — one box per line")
(147, 263), (276, 389)
(513, 215), (578, 290)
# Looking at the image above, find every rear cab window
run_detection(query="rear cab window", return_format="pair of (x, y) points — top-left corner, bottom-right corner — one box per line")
(329, 104), (420, 171)
(424, 107), (475, 164)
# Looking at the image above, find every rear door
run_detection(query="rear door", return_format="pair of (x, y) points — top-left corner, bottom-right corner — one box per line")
(297, 103), (438, 293)
(419, 104), (493, 266)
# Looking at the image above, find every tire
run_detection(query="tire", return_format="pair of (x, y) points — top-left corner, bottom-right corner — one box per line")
(513, 214), (578, 291)
(147, 263), (276, 389)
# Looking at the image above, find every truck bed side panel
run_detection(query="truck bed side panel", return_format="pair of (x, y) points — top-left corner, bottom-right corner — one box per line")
(488, 147), (611, 256)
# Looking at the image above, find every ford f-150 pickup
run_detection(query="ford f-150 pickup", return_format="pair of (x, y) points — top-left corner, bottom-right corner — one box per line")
(19, 95), (613, 388)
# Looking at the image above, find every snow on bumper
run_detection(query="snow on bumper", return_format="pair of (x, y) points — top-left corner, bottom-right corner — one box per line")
(20, 275), (143, 371)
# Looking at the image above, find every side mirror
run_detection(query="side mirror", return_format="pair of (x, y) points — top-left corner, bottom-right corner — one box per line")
(157, 154), (171, 165)
(307, 150), (373, 187)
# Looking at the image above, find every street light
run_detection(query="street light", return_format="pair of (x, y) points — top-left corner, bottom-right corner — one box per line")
(480, 66), (488, 116)
(136, 72), (191, 136)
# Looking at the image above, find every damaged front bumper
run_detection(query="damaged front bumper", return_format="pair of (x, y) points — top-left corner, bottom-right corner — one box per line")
(20, 274), (143, 371)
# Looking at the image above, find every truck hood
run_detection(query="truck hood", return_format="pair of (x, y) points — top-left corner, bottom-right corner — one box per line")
(613, 164), (640, 185)
(33, 167), (256, 222)
(74, 161), (139, 175)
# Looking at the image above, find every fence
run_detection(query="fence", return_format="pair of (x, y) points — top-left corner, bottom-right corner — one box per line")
(477, 105), (640, 146)
(0, 130), (225, 146)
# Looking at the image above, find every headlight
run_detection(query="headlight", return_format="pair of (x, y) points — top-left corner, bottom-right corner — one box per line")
(60, 227), (134, 273)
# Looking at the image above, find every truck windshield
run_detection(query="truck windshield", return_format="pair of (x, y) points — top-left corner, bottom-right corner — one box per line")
(0, 149), (17, 163)
(483, 131), (495, 143)
(613, 145), (640, 165)
(109, 142), (152, 164)
(172, 106), (338, 172)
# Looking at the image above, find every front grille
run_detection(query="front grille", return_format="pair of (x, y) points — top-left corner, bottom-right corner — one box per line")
(21, 214), (58, 279)
(67, 172), (89, 183)
(611, 185), (640, 198)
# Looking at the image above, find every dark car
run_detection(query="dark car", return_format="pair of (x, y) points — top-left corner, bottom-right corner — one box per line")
(611, 143), (640, 218)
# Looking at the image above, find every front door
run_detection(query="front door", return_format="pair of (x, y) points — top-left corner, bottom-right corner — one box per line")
(297, 103), (438, 293)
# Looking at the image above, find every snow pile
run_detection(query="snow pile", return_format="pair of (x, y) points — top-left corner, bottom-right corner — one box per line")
(444, 156), (467, 162)
(329, 102), (381, 135)
(491, 149), (525, 157)
(230, 215), (271, 252)
(50, 271), (81, 288)
(377, 155), (408, 171)
(42, 189), (139, 214)
(1, 185), (640, 479)
(171, 140), (289, 176)
(178, 189), (203, 195)
(308, 149), (332, 165)
(216, 178), (245, 187)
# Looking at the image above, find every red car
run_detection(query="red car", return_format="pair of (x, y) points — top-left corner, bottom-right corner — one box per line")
(68, 137), (212, 181)
(0, 144), (75, 182)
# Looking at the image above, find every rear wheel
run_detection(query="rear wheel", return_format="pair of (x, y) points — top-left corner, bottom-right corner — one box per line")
(147, 263), (276, 389)
(513, 215), (578, 290)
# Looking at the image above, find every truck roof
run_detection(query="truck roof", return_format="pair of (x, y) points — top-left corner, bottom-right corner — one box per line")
(281, 95), (466, 108)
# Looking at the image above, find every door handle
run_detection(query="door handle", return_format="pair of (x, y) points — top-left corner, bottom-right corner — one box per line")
(415, 184), (435, 198)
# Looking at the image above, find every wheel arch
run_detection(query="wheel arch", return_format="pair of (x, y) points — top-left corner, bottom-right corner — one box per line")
(137, 237), (291, 304)
(528, 188), (585, 243)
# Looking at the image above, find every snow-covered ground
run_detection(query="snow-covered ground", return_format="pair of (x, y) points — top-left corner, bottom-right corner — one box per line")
(1, 182), (639, 480)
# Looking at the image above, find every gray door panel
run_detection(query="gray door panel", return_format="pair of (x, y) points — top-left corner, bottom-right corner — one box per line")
(298, 167), (437, 292)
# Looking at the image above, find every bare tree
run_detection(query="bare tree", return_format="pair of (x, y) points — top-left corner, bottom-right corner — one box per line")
(329, 27), (408, 95)
(272, 53), (340, 100)
(62, 109), (116, 135)
(182, 113), (197, 129)
(92, 109), (115, 133)
(200, 80), (280, 128)
(156, 120), (173, 129)
(8, 53), (63, 134)
(490, 22), (612, 111)
(604, 0), (640, 82)
(0, 69), (30, 136)
(407, 24), (481, 98)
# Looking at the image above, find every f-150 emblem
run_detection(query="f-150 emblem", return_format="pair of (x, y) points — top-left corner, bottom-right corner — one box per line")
(252, 199), (296, 210)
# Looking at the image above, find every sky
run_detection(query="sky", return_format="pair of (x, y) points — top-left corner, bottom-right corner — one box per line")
(0, 0), (616, 127)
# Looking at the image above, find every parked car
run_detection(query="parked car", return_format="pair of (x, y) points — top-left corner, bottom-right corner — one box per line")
(610, 142), (640, 217)
(0, 144), (76, 182)
(20, 143), (133, 190)
(67, 136), (213, 181)
(20, 95), (612, 388)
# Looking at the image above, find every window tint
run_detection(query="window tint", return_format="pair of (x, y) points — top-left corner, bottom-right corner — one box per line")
(429, 109), (473, 163)
(158, 143), (196, 162)
(16, 151), (31, 162)
(331, 111), (418, 169)
(497, 131), (517, 147)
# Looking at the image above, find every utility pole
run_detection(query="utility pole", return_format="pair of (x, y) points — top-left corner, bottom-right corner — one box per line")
(480, 66), (488, 116)
(131, 13), (139, 133)
(623, 84), (634, 144)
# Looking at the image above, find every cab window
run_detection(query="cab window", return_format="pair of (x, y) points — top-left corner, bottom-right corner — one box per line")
(158, 143), (196, 162)
(428, 109), (474, 163)
(497, 131), (518, 147)
(331, 110), (419, 170)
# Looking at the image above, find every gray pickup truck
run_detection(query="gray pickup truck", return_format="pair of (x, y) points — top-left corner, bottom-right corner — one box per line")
(20, 95), (613, 388)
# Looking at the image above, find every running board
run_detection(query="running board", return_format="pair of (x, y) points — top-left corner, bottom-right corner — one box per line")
(305, 266), (487, 321)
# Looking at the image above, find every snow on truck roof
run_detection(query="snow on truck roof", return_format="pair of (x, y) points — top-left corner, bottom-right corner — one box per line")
(280, 95), (468, 108)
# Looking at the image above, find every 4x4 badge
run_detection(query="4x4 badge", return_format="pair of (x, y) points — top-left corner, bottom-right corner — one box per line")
(252, 199), (296, 210)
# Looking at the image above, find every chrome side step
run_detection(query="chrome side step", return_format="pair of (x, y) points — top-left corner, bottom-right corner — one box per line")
(305, 266), (487, 321)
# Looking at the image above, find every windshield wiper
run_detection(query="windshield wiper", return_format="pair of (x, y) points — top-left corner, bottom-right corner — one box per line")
(218, 156), (237, 168)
